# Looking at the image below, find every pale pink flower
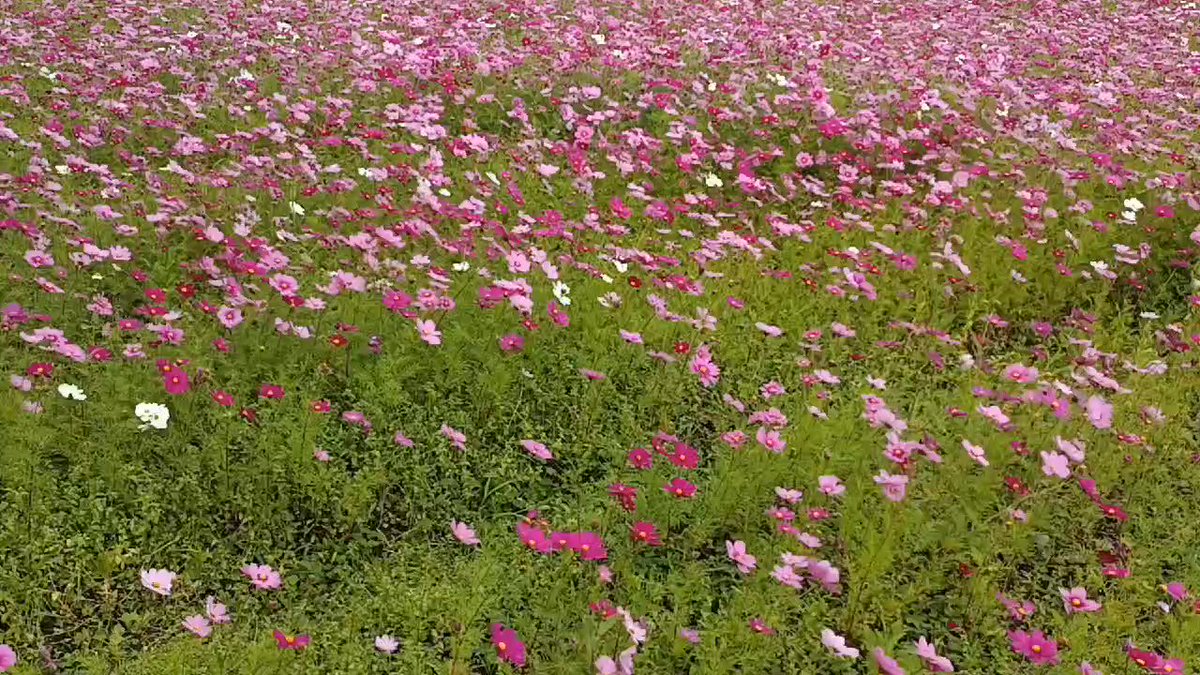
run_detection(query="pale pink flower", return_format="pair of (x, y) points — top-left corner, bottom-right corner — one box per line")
(914, 636), (955, 672)
(451, 520), (481, 546)
(241, 563), (282, 590)
(821, 628), (860, 659)
(182, 615), (212, 638)
(1060, 587), (1102, 613)
(818, 476), (846, 497)
(140, 568), (177, 596)
(725, 540), (757, 574)
(520, 439), (554, 461)
(1040, 451), (1071, 479)
(206, 597), (230, 624)
(874, 471), (909, 502)
(416, 319), (442, 346)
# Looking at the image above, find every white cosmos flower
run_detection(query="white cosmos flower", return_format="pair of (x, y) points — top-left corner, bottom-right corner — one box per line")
(704, 173), (723, 187)
(288, 201), (305, 216)
(452, 261), (470, 272)
(135, 402), (170, 430)
(552, 281), (572, 306)
(57, 383), (87, 400)
(1123, 197), (1144, 211)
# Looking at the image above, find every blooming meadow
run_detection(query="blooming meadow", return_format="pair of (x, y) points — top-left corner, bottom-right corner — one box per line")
(1, 0), (1199, 672)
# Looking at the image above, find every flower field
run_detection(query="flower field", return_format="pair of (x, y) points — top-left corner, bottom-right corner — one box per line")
(1, 0), (1199, 672)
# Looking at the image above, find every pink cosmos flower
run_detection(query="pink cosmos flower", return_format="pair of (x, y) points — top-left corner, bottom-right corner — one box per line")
(689, 346), (720, 387)
(162, 369), (191, 396)
(1061, 587), (1102, 613)
(628, 448), (653, 470)
(499, 334), (525, 352)
(206, 597), (230, 624)
(441, 424), (467, 451)
(749, 618), (775, 636)
(241, 564), (282, 590)
(520, 439), (554, 461)
(0, 644), (14, 672)
(1164, 582), (1189, 602)
(451, 521), (480, 546)
(216, 307), (243, 329)
(416, 319), (442, 346)
(873, 648), (906, 674)
(1085, 395), (1113, 429)
(1009, 630), (1058, 666)
(821, 629), (860, 659)
(579, 368), (607, 381)
(775, 487), (803, 503)
(1040, 451), (1071, 479)
(664, 478), (697, 499)
(182, 615), (212, 639)
(619, 330), (644, 344)
(756, 322), (783, 337)
(1003, 364), (1039, 384)
(140, 568), (177, 596)
(997, 593), (1036, 622)
(516, 522), (552, 554)
(1079, 662), (1103, 675)
(914, 636), (955, 672)
(961, 439), (989, 467)
(726, 540), (757, 574)
(259, 384), (285, 400)
(755, 427), (787, 453)
(819, 476), (846, 497)
(631, 521), (662, 546)
(274, 631), (310, 651)
(491, 624), (526, 668)
(874, 471), (909, 502)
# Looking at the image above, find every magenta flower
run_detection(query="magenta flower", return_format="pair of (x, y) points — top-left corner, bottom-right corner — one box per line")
(241, 564), (282, 590)
(997, 593), (1036, 622)
(516, 521), (553, 554)
(491, 624), (527, 668)
(1060, 587), (1102, 613)
(0, 644), (14, 672)
(631, 521), (662, 546)
(499, 334), (525, 352)
(162, 369), (191, 395)
(259, 384), (285, 400)
(274, 630), (311, 651)
(628, 448), (653, 470)
(663, 478), (697, 499)
(1009, 630), (1058, 666)
(748, 618), (775, 636)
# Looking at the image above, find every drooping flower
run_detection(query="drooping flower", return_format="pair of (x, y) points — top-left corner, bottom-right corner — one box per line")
(873, 648), (907, 674)
(914, 636), (955, 672)
(520, 439), (554, 461)
(821, 629), (860, 659)
(451, 521), (481, 546)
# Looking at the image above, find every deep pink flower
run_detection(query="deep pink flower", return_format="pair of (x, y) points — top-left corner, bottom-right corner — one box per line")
(499, 334), (525, 352)
(274, 630), (310, 651)
(259, 384), (285, 400)
(628, 448), (653, 470)
(491, 624), (526, 668)
(630, 521), (661, 546)
(1009, 630), (1058, 666)
(663, 478), (697, 499)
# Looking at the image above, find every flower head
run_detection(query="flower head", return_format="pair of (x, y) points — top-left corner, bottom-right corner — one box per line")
(274, 630), (310, 651)
(1009, 630), (1058, 666)
(241, 564), (282, 590)
(491, 624), (527, 668)
(140, 568), (177, 596)
(182, 615), (212, 638)
(375, 635), (399, 654)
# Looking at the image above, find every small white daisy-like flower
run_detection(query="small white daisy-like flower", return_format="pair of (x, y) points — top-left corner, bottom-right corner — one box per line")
(288, 201), (305, 216)
(57, 383), (87, 400)
(552, 281), (572, 306)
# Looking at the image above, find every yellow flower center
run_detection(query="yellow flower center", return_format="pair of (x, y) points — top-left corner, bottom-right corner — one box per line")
(1031, 645), (1042, 654)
